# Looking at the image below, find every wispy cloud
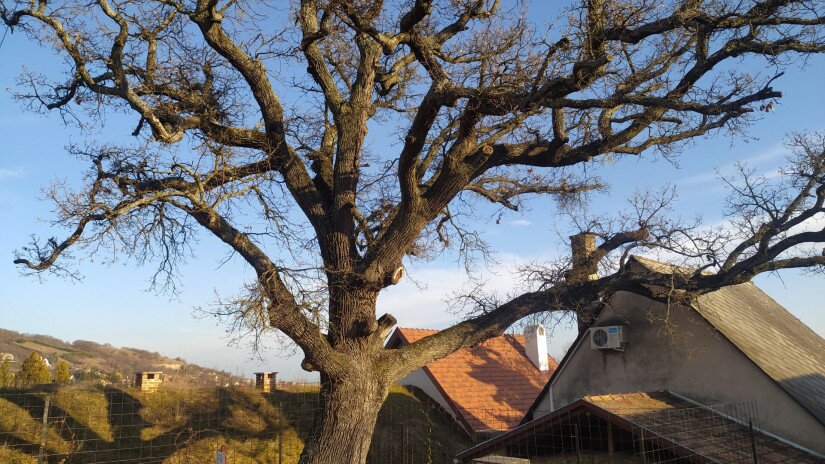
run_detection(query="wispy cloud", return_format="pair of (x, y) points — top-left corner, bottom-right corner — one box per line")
(0, 167), (24, 181)
(677, 143), (788, 187)
(509, 219), (533, 227)
(677, 170), (720, 187)
(377, 254), (579, 359)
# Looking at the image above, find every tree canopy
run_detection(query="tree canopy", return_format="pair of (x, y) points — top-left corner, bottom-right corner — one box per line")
(0, 358), (13, 388)
(53, 359), (72, 385)
(16, 352), (51, 387)
(3, 0), (824, 462)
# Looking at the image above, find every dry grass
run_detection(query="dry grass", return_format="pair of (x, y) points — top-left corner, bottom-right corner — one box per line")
(0, 384), (471, 463)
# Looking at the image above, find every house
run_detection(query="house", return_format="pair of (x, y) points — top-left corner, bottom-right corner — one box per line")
(385, 325), (557, 435)
(458, 391), (825, 463)
(254, 372), (277, 392)
(457, 256), (825, 462)
(134, 371), (163, 392)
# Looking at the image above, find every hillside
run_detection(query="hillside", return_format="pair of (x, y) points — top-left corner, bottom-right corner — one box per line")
(0, 384), (471, 464)
(0, 327), (243, 387)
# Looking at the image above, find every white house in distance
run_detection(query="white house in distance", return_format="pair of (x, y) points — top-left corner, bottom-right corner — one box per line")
(385, 325), (557, 435)
(458, 256), (825, 463)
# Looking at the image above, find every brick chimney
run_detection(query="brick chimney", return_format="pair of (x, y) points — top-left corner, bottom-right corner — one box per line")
(569, 232), (599, 334)
(523, 324), (550, 372)
(569, 232), (598, 282)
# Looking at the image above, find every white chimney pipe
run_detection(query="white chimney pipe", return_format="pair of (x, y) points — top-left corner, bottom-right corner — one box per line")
(524, 324), (549, 371)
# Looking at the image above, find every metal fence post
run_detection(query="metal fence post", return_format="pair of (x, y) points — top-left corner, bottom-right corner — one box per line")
(401, 423), (407, 464)
(573, 423), (582, 463)
(278, 428), (283, 464)
(38, 394), (51, 464)
(749, 420), (759, 464)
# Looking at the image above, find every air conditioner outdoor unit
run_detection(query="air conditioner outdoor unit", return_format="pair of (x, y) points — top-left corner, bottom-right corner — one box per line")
(590, 326), (626, 351)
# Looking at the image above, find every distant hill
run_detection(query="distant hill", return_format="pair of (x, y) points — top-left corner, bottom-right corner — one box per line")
(0, 327), (245, 387)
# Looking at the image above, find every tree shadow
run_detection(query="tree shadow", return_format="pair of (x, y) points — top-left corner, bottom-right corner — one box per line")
(457, 334), (552, 434)
(0, 384), (473, 464)
(264, 385), (472, 464)
(0, 386), (278, 464)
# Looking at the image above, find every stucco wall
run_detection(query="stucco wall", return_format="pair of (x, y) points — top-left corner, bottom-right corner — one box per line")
(399, 368), (456, 420)
(535, 290), (825, 454)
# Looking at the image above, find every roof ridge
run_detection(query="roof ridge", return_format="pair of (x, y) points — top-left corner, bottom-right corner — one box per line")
(397, 327), (529, 339)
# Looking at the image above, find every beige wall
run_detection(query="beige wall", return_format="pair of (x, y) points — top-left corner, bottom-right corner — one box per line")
(536, 291), (825, 454)
(399, 368), (456, 420)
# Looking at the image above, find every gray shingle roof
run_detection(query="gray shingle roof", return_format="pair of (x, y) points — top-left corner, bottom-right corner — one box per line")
(631, 256), (825, 426)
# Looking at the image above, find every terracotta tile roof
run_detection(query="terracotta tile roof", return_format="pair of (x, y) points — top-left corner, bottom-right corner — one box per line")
(458, 391), (825, 463)
(630, 256), (825, 426)
(389, 328), (557, 433)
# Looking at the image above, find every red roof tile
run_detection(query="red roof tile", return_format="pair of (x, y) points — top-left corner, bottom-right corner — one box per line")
(388, 328), (557, 433)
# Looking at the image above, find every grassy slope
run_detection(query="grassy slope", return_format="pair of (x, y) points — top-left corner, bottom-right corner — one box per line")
(0, 327), (241, 387)
(0, 384), (471, 464)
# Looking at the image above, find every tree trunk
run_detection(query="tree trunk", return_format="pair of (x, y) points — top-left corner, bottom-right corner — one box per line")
(298, 370), (389, 464)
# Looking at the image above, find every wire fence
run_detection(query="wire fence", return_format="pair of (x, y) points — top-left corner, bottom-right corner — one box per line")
(2, 385), (816, 464)
(465, 400), (820, 464)
(0, 383), (472, 464)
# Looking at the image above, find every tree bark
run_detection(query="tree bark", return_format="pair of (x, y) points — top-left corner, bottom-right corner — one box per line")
(298, 285), (389, 464)
(298, 370), (389, 464)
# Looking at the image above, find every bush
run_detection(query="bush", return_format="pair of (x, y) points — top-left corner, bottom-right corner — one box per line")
(0, 358), (13, 388)
(54, 360), (72, 385)
(16, 353), (51, 387)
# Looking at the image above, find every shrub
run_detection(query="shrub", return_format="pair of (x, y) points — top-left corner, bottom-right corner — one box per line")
(16, 353), (51, 387)
(54, 360), (72, 385)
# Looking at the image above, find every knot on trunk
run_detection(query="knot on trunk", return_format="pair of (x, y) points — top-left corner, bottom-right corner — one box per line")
(375, 313), (397, 340)
(383, 266), (405, 286)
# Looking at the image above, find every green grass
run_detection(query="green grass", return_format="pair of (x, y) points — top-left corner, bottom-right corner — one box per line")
(0, 384), (471, 464)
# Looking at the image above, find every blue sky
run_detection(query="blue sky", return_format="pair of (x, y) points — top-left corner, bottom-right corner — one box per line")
(1, 2), (824, 380)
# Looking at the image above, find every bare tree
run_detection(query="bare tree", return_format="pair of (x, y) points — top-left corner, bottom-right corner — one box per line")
(3, 0), (824, 461)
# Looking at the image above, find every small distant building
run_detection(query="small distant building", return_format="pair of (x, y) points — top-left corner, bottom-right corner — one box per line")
(255, 372), (278, 392)
(135, 371), (163, 392)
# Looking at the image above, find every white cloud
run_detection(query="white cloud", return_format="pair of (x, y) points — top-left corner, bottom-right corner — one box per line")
(509, 219), (533, 227)
(677, 170), (720, 187)
(0, 167), (24, 181)
(789, 212), (825, 235)
(378, 265), (517, 329)
(677, 143), (788, 187)
(377, 255), (579, 360)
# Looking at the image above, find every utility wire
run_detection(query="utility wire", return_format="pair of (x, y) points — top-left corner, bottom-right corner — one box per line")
(0, 23), (9, 51)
